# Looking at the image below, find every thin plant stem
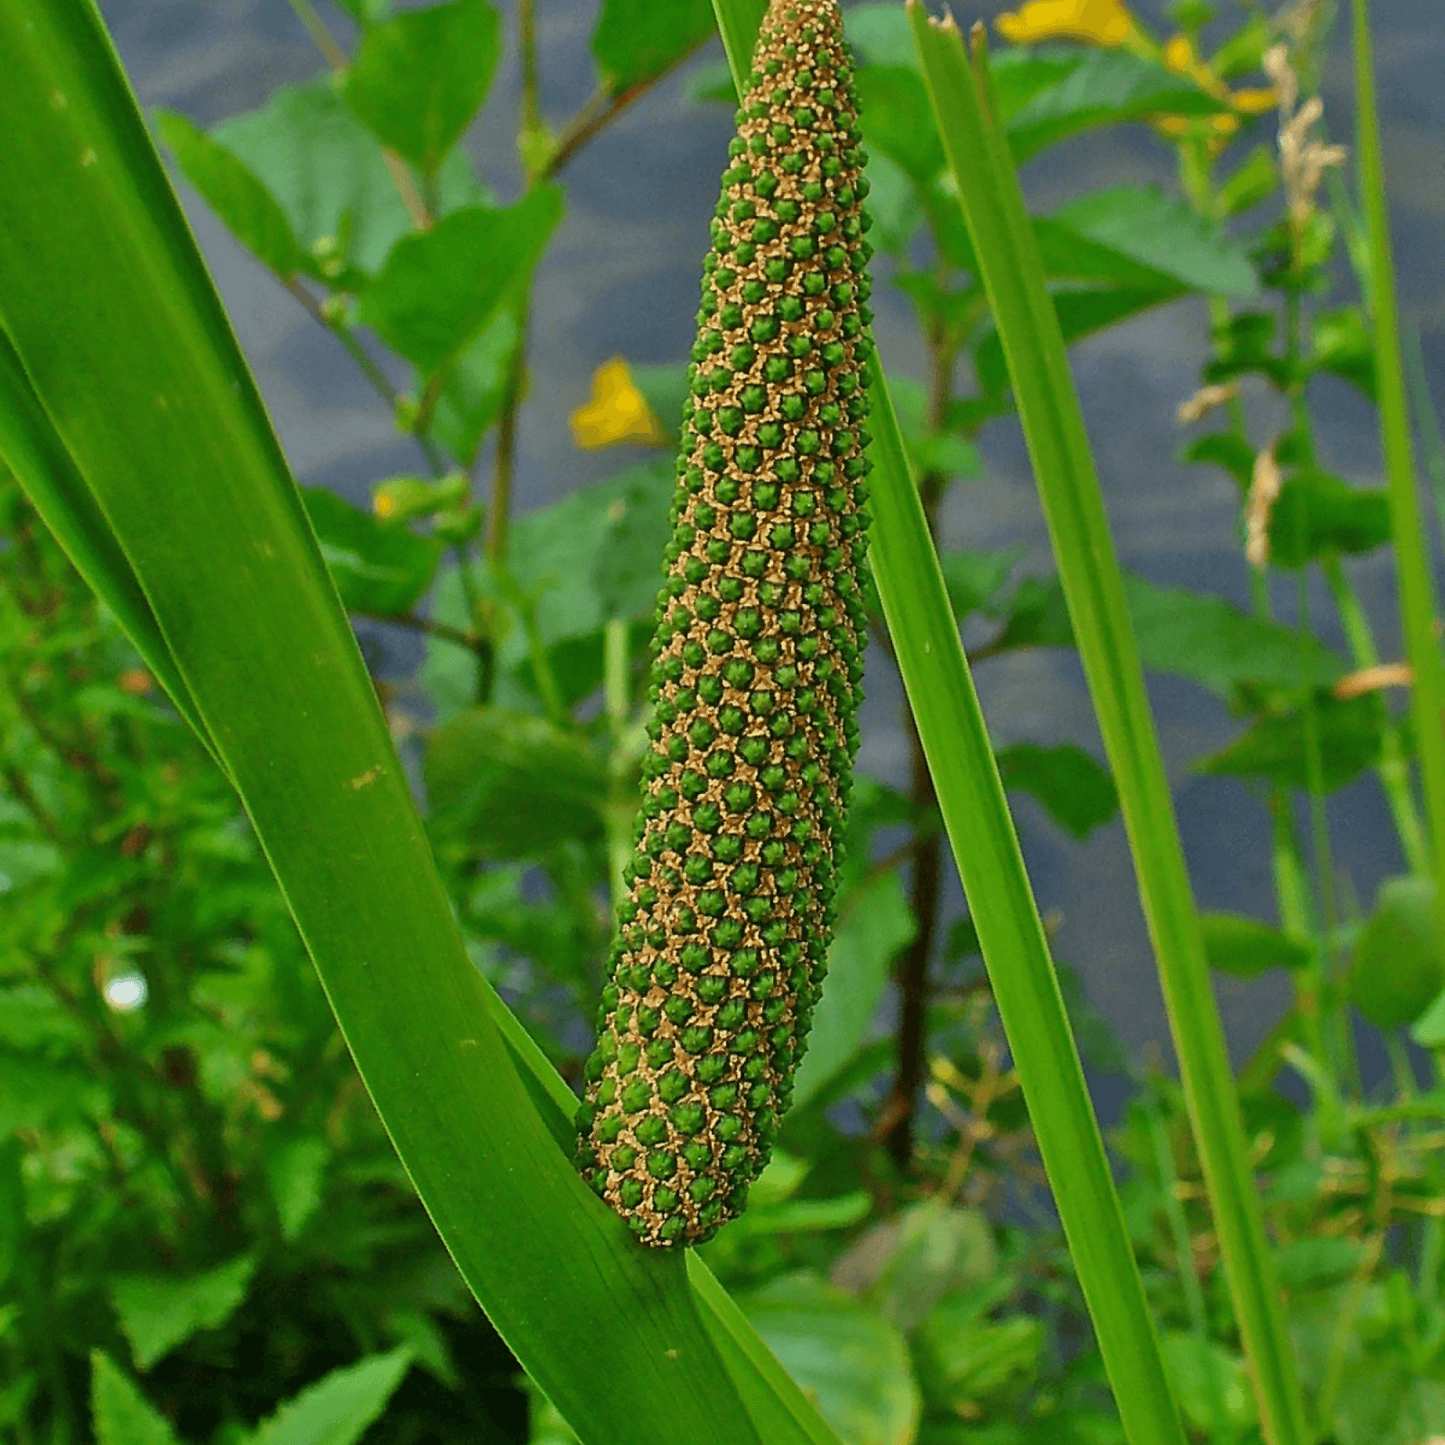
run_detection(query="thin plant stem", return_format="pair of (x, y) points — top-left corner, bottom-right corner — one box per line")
(285, 0), (347, 70)
(1321, 553), (1430, 873)
(486, 304), (529, 565)
(1352, 0), (1445, 904)
(603, 618), (632, 914)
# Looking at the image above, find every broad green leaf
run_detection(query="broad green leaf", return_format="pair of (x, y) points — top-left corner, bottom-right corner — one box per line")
(110, 1255), (258, 1371)
(861, 153), (926, 257)
(592, 0), (716, 91)
(0, 984), (89, 1050)
(425, 706), (608, 858)
(301, 488), (442, 617)
(505, 460), (674, 645)
(844, 4), (916, 69)
(1273, 1238), (1368, 1290)
(1200, 912), (1310, 978)
(1196, 691), (1385, 793)
(831, 1199), (997, 1336)
(790, 870), (916, 1110)
(739, 1273), (921, 1445)
(888, 377), (982, 480)
(1348, 876), (1442, 1028)
(1413, 990), (1445, 1049)
(1158, 1333), (1256, 1437)
(1312, 307), (1376, 401)
(432, 308), (521, 468)
(345, 0), (501, 178)
(213, 79), (489, 280)
(1123, 574), (1342, 695)
(90, 1354), (179, 1445)
(248, 1349), (412, 1445)
(1031, 217), (1192, 294)
(1181, 431), (1255, 490)
(1216, 144), (1277, 218)
(991, 571), (1343, 697)
(630, 362), (690, 439)
(155, 110), (304, 279)
(855, 66), (944, 184)
(1267, 469), (1391, 567)
(975, 286), (1182, 397)
(1004, 49), (1223, 162)
(359, 189), (564, 375)
(915, 1304), (1042, 1418)
(939, 548), (1021, 621)
(996, 742), (1117, 840)
(265, 1136), (330, 1242)
(1052, 186), (1257, 298)
(0, 1051), (102, 1136)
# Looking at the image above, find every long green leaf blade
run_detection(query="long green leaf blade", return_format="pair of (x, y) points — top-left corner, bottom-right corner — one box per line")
(0, 6), (772, 1443)
(907, 10), (1308, 1445)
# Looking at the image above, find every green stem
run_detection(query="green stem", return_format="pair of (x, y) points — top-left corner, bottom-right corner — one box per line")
(1321, 553), (1430, 874)
(1352, 0), (1445, 911)
(603, 618), (632, 914)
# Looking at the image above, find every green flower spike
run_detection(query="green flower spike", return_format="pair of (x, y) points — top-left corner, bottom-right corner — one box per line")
(576, 0), (875, 1248)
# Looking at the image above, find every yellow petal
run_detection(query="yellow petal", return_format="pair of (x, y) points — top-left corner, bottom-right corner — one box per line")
(1229, 87), (1278, 115)
(569, 358), (665, 450)
(996, 0), (1135, 47)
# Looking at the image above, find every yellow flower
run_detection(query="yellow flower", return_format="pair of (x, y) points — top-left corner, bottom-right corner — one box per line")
(1154, 33), (1275, 141)
(996, 0), (1137, 46)
(569, 358), (667, 449)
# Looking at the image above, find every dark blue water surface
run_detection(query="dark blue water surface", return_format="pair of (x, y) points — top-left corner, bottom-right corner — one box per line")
(99, 0), (1445, 1085)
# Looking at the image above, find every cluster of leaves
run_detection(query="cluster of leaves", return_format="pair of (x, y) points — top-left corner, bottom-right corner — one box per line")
(6, 0), (1445, 1442)
(0, 477), (524, 1443)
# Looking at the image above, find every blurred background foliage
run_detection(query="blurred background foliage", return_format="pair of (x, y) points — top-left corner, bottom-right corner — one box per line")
(5, 0), (1445, 1441)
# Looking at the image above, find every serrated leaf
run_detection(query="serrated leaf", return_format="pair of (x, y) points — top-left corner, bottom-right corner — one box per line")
(212, 79), (488, 280)
(1195, 691), (1385, 793)
(738, 1273), (920, 1445)
(1349, 876), (1442, 1029)
(995, 742), (1117, 840)
(791, 872), (916, 1110)
(90, 1354), (180, 1445)
(248, 1349), (412, 1445)
(1052, 186), (1257, 297)
(110, 1255), (258, 1372)
(425, 707), (608, 858)
(1200, 912), (1311, 978)
(155, 110), (303, 278)
(301, 488), (442, 617)
(345, 0), (501, 177)
(915, 1304), (1042, 1418)
(592, 0), (716, 91)
(359, 188), (563, 375)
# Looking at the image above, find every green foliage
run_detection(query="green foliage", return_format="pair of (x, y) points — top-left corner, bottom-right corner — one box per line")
(344, 0), (501, 178)
(4, 0), (1444, 1442)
